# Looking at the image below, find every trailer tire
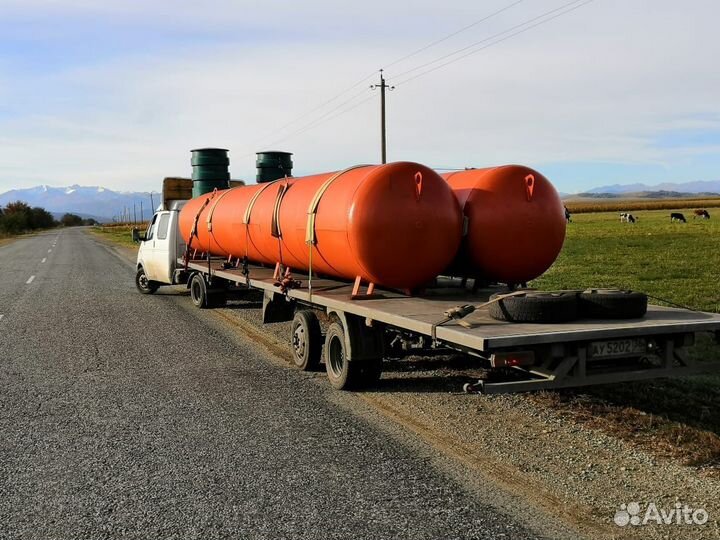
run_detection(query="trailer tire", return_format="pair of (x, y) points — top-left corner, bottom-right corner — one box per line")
(578, 289), (647, 319)
(190, 273), (209, 308)
(291, 310), (322, 371)
(324, 321), (366, 390)
(489, 291), (578, 323)
(135, 267), (159, 294)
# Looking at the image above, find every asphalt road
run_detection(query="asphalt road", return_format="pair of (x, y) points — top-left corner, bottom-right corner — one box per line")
(0, 229), (544, 540)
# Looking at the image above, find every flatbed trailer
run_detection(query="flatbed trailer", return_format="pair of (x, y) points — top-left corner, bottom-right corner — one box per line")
(180, 256), (720, 393)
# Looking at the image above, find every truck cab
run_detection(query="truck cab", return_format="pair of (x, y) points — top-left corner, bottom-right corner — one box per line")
(134, 201), (186, 293)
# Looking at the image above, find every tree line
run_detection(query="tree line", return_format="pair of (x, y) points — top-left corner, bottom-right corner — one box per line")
(0, 201), (97, 234)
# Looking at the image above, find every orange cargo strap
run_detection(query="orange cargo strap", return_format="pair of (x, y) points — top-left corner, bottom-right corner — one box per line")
(184, 191), (216, 270)
(243, 180), (281, 225)
(305, 164), (370, 300)
(206, 187), (236, 232)
(305, 164), (370, 245)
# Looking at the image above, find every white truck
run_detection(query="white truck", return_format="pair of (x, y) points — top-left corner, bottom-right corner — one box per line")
(134, 197), (720, 393)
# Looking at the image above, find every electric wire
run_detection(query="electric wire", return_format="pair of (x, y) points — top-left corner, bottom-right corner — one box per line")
(245, 70), (377, 152)
(384, 0), (525, 69)
(393, 0), (592, 85)
(261, 94), (375, 148)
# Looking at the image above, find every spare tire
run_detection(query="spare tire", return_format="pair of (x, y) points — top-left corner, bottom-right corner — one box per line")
(578, 289), (647, 319)
(488, 291), (579, 323)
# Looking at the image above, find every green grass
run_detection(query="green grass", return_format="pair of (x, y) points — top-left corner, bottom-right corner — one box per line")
(532, 209), (720, 313)
(90, 225), (142, 248)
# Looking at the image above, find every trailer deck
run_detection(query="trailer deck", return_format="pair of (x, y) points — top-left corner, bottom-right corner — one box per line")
(184, 259), (720, 353)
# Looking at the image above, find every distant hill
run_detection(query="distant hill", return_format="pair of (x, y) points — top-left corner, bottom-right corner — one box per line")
(567, 190), (720, 200)
(0, 185), (159, 222)
(583, 180), (720, 195)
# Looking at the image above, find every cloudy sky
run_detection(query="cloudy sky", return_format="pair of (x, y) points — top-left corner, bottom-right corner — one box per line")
(1, 0), (718, 194)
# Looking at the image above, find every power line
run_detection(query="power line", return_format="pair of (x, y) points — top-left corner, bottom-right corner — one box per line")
(246, 71), (377, 152)
(384, 0), (525, 69)
(393, 0), (590, 84)
(261, 94), (375, 149)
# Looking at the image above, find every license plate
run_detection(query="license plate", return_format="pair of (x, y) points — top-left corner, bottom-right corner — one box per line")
(589, 338), (646, 358)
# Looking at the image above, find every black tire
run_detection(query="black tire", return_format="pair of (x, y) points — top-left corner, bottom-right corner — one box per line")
(324, 321), (370, 390)
(190, 273), (209, 308)
(578, 289), (647, 319)
(291, 310), (322, 371)
(135, 267), (159, 294)
(488, 291), (578, 323)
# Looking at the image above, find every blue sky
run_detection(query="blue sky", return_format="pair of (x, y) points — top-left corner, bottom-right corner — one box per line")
(1, 0), (719, 194)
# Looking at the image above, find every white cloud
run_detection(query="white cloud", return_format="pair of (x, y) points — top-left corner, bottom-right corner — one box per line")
(1, 0), (719, 194)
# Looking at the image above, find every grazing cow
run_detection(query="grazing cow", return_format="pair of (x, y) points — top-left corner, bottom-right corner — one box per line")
(670, 212), (687, 223)
(693, 209), (710, 219)
(620, 212), (636, 223)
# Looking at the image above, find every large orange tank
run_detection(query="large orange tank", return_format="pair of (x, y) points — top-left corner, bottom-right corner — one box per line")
(442, 166), (566, 285)
(179, 162), (463, 291)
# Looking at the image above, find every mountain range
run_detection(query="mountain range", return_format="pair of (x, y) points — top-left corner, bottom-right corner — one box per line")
(2, 179), (719, 221)
(583, 180), (720, 194)
(0, 185), (159, 222)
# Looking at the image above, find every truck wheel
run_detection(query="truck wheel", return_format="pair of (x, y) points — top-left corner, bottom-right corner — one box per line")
(135, 267), (159, 294)
(323, 322), (363, 390)
(291, 310), (322, 371)
(190, 273), (209, 308)
(578, 289), (647, 319)
(489, 291), (578, 323)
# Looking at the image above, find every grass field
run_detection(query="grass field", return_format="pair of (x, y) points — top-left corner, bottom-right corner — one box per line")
(532, 208), (720, 313)
(91, 224), (144, 248)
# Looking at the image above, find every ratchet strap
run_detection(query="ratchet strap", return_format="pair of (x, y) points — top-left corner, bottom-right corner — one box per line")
(206, 187), (236, 232)
(184, 190), (217, 270)
(305, 164), (370, 245)
(304, 164), (370, 300)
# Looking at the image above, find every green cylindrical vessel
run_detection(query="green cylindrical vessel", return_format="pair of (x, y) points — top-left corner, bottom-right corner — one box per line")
(256, 151), (293, 183)
(191, 148), (230, 197)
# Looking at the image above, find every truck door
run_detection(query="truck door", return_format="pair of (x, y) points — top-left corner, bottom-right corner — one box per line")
(143, 212), (173, 283)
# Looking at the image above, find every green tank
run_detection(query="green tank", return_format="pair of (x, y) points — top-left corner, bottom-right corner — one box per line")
(256, 151), (293, 183)
(191, 148), (230, 197)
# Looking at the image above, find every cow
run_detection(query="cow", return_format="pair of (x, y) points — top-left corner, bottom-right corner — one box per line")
(670, 212), (687, 223)
(693, 209), (710, 219)
(620, 212), (636, 223)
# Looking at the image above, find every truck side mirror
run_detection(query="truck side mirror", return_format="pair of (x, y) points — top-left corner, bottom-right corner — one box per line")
(132, 227), (144, 243)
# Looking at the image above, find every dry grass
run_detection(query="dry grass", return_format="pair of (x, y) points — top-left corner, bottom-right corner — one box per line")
(566, 197), (720, 214)
(91, 224), (142, 248)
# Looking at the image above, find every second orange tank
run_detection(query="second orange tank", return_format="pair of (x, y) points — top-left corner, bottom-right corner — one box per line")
(179, 162), (463, 291)
(443, 166), (566, 285)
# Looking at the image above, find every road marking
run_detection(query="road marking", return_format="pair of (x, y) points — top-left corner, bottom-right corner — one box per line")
(26, 275), (35, 284)
(48, 249), (52, 253)
(0, 314), (4, 321)
(41, 258), (47, 263)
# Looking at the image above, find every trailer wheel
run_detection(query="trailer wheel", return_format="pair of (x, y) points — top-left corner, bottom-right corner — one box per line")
(323, 322), (362, 390)
(135, 267), (159, 294)
(291, 310), (322, 371)
(488, 291), (578, 323)
(190, 273), (209, 308)
(578, 289), (647, 319)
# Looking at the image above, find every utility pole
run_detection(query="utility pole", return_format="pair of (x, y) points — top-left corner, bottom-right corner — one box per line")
(133, 202), (137, 224)
(140, 201), (144, 223)
(149, 192), (155, 215)
(371, 69), (394, 164)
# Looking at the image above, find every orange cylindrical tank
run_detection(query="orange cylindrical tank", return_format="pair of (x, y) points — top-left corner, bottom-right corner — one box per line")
(442, 165), (566, 284)
(179, 162), (463, 290)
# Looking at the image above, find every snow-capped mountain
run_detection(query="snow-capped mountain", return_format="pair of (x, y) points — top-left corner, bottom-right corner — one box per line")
(0, 184), (160, 222)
